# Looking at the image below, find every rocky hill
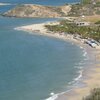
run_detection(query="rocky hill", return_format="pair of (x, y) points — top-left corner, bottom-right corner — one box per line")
(3, 4), (71, 18)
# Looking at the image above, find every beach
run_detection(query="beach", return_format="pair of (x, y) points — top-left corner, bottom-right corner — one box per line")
(15, 21), (84, 45)
(15, 21), (100, 100)
(56, 47), (100, 100)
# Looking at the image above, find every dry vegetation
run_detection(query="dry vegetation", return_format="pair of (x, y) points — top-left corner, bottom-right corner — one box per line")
(83, 88), (100, 100)
(68, 0), (100, 16)
(79, 15), (100, 23)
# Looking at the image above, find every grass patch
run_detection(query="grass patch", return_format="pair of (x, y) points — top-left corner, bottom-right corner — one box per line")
(45, 19), (100, 41)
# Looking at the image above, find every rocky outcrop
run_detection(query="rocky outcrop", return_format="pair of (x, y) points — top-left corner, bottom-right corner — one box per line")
(3, 4), (71, 18)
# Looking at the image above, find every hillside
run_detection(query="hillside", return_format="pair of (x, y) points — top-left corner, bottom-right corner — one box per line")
(68, 0), (100, 16)
(3, 4), (71, 18)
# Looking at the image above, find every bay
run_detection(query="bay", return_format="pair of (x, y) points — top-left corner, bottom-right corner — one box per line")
(0, 17), (84, 100)
(0, 0), (86, 100)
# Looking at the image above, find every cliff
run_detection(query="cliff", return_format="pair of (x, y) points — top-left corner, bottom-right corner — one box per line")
(3, 4), (71, 18)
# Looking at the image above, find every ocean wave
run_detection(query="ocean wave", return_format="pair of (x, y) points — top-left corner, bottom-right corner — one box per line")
(69, 69), (83, 85)
(74, 66), (83, 69)
(14, 27), (22, 31)
(45, 68), (83, 100)
(82, 49), (89, 61)
(83, 52), (87, 57)
(74, 61), (84, 67)
(80, 46), (84, 49)
(82, 49), (87, 57)
(45, 93), (58, 100)
(45, 49), (86, 100)
(84, 57), (89, 61)
(74, 70), (83, 81)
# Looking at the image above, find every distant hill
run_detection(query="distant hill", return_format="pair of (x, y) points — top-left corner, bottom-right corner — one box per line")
(3, 0), (100, 18)
(3, 4), (71, 18)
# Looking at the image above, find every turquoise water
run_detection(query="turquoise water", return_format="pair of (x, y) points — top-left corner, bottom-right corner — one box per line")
(0, 0), (86, 100)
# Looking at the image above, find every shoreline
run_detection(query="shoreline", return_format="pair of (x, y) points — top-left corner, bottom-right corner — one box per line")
(15, 21), (100, 100)
(56, 46), (99, 100)
(14, 21), (84, 45)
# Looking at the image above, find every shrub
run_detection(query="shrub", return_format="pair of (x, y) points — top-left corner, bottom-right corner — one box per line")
(83, 88), (100, 100)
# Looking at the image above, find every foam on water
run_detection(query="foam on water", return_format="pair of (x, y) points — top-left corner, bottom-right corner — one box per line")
(83, 52), (87, 57)
(80, 46), (83, 49)
(74, 70), (83, 81)
(45, 69), (83, 100)
(45, 60), (84, 100)
(45, 93), (58, 100)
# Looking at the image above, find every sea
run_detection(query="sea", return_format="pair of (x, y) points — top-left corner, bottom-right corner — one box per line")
(0, 0), (87, 100)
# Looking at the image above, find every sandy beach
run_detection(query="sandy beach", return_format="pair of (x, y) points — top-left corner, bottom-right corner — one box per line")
(15, 21), (100, 100)
(15, 21), (84, 45)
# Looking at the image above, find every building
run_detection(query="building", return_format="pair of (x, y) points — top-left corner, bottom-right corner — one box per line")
(75, 21), (90, 26)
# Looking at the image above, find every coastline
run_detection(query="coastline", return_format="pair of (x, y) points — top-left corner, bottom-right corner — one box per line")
(15, 21), (84, 45)
(56, 46), (99, 100)
(15, 21), (100, 100)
